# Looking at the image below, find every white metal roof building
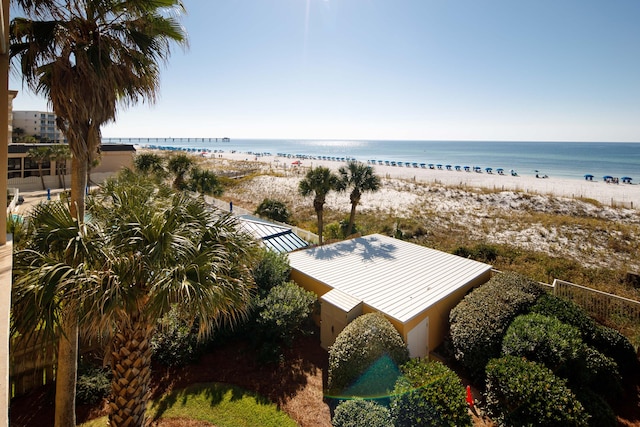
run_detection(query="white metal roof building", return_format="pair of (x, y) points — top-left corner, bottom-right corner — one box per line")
(288, 234), (492, 357)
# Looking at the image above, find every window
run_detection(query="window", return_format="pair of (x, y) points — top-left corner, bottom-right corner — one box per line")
(7, 158), (22, 179)
(24, 157), (51, 177)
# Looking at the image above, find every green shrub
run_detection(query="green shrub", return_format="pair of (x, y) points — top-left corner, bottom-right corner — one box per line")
(449, 272), (544, 381)
(574, 388), (617, 427)
(529, 293), (635, 382)
(485, 356), (589, 427)
(76, 363), (111, 405)
(255, 281), (316, 348)
(328, 313), (409, 396)
(529, 293), (597, 338)
(589, 323), (639, 376)
(390, 359), (472, 427)
(502, 313), (622, 396)
(332, 399), (392, 427)
(252, 249), (291, 297)
(254, 198), (291, 223)
(578, 346), (622, 397)
(501, 313), (583, 373)
(151, 305), (201, 367)
(453, 243), (498, 263)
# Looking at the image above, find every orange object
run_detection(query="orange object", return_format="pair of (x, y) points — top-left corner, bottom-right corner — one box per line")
(466, 385), (474, 407)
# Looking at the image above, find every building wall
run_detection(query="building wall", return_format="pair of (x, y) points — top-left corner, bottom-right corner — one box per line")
(12, 111), (66, 142)
(399, 269), (493, 355)
(7, 144), (135, 190)
(291, 266), (493, 359)
(92, 149), (134, 173)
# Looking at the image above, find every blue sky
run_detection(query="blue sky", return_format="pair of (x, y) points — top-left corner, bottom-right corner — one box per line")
(10, 0), (640, 141)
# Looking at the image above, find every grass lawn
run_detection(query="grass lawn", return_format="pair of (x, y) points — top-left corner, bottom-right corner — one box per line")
(79, 382), (297, 427)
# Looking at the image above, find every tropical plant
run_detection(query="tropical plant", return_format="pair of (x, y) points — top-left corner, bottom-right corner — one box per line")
(255, 198), (291, 223)
(390, 358), (472, 427)
(327, 313), (409, 397)
(167, 152), (194, 190)
(51, 144), (71, 189)
(151, 304), (202, 367)
(86, 173), (259, 426)
(26, 145), (51, 190)
(299, 166), (339, 244)
(187, 166), (223, 196)
(11, 201), (103, 427)
(133, 152), (166, 177)
(76, 362), (111, 405)
(10, 2), (187, 424)
(337, 161), (381, 236)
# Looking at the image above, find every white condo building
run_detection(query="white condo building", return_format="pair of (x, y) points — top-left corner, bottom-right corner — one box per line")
(12, 110), (66, 143)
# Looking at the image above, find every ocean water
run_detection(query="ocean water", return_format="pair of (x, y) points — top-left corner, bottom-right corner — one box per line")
(103, 138), (640, 182)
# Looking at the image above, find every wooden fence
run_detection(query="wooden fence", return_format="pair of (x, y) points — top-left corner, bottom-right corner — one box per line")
(9, 337), (57, 398)
(551, 279), (640, 328)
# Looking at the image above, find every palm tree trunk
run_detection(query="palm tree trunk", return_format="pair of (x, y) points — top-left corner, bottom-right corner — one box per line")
(54, 309), (78, 427)
(347, 202), (358, 237)
(317, 208), (324, 245)
(109, 315), (153, 427)
(70, 156), (87, 221)
(52, 155), (87, 426)
(38, 163), (46, 190)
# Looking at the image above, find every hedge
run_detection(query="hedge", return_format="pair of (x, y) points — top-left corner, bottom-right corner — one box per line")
(502, 312), (622, 397)
(332, 399), (392, 427)
(485, 356), (589, 427)
(327, 313), (409, 397)
(390, 358), (472, 427)
(501, 313), (583, 374)
(449, 272), (544, 381)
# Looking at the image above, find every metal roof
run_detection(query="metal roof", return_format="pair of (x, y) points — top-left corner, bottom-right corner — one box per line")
(288, 234), (492, 323)
(238, 215), (308, 253)
(321, 288), (362, 312)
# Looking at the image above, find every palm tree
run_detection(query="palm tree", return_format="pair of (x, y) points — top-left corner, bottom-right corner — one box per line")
(51, 144), (71, 189)
(86, 172), (258, 427)
(188, 166), (223, 196)
(10, 2), (187, 425)
(299, 166), (339, 245)
(11, 201), (104, 427)
(134, 152), (166, 178)
(26, 145), (52, 190)
(337, 161), (381, 236)
(167, 152), (194, 189)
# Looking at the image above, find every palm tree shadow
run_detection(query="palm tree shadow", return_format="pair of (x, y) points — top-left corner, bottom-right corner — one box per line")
(150, 332), (329, 419)
(151, 382), (272, 421)
(308, 235), (397, 263)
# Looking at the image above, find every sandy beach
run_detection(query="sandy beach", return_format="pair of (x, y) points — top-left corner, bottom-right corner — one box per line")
(214, 151), (639, 209)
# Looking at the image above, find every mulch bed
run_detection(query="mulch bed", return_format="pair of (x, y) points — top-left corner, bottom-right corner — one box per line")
(10, 334), (332, 427)
(9, 332), (640, 427)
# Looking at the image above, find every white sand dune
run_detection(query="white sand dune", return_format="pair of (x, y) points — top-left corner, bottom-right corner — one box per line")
(218, 151), (639, 210)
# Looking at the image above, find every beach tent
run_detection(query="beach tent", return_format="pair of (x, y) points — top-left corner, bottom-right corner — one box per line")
(496, 168), (504, 175)
(288, 234), (492, 358)
(584, 174), (594, 181)
(621, 177), (633, 184)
